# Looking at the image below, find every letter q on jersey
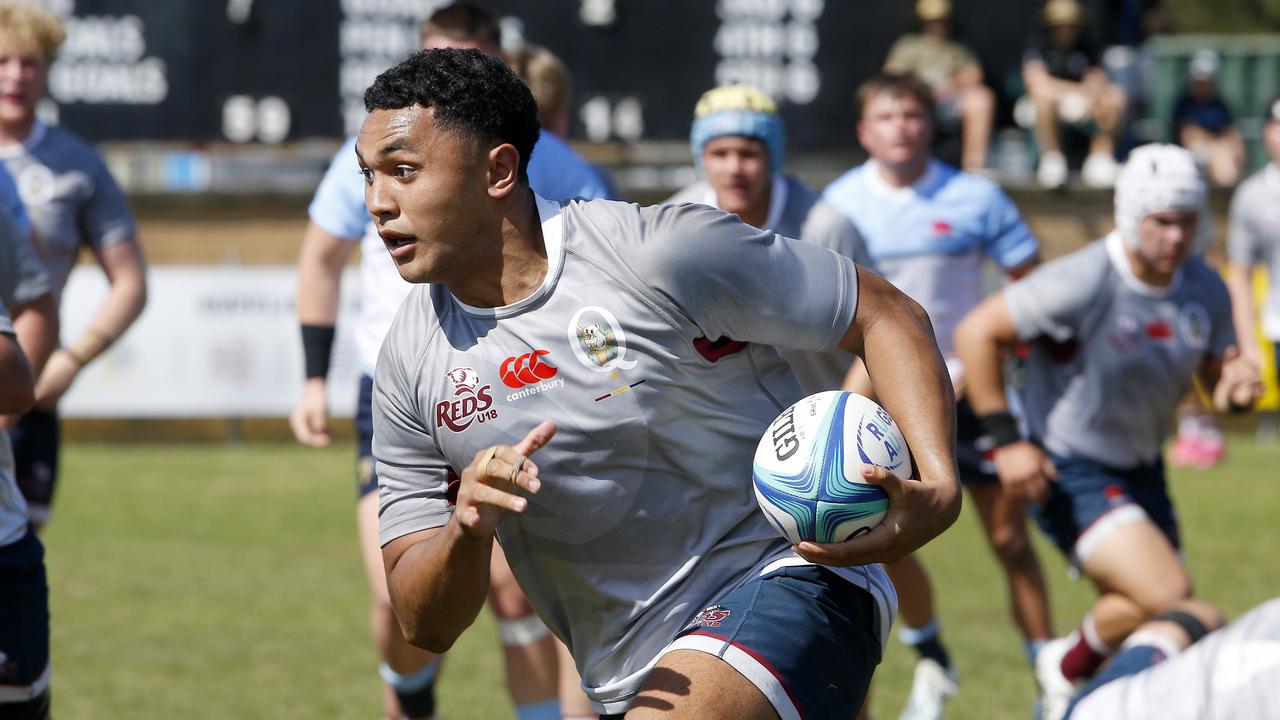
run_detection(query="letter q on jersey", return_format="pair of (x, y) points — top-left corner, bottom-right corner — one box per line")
(500, 350), (559, 389)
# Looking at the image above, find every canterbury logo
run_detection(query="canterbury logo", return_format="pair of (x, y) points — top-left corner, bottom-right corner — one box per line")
(500, 350), (558, 388)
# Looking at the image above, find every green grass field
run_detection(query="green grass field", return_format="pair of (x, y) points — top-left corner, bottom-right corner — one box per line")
(41, 438), (1279, 719)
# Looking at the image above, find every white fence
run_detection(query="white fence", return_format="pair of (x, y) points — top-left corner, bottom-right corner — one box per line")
(59, 266), (362, 418)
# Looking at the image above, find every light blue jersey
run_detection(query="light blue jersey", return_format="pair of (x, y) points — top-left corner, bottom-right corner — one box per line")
(823, 160), (1037, 358)
(525, 131), (615, 203)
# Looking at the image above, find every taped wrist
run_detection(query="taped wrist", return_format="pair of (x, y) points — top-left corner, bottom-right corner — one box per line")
(979, 411), (1021, 448)
(301, 324), (335, 379)
(67, 327), (113, 365)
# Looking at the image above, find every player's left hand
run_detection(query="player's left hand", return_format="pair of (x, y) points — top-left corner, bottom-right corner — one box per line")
(793, 463), (958, 567)
(33, 348), (82, 411)
(1212, 346), (1263, 413)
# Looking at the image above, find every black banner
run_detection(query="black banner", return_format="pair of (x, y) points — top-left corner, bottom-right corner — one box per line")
(49, 0), (1042, 150)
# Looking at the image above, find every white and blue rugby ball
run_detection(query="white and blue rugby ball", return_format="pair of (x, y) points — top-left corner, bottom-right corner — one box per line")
(753, 391), (913, 544)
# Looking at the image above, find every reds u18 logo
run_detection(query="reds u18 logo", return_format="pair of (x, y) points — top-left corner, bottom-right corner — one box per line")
(500, 350), (558, 388)
(435, 367), (498, 432)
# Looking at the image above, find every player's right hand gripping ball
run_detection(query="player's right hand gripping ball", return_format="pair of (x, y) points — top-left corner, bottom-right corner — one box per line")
(753, 391), (913, 544)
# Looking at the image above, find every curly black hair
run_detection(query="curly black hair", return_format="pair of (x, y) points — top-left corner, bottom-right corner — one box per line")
(364, 48), (541, 181)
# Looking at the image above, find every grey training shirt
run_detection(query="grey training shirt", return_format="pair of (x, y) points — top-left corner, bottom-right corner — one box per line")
(1006, 232), (1234, 468)
(374, 196), (896, 714)
(666, 175), (871, 393)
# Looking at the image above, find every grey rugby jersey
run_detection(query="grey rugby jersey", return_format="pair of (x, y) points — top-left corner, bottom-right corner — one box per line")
(374, 195), (896, 713)
(0, 122), (136, 296)
(667, 175), (871, 393)
(1227, 163), (1280, 340)
(1006, 232), (1234, 468)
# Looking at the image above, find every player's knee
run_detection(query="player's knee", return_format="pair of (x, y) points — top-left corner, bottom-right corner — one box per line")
(488, 581), (534, 619)
(1029, 91), (1056, 111)
(371, 584), (397, 617)
(967, 85), (995, 113)
(1131, 575), (1192, 617)
(988, 524), (1035, 568)
(497, 614), (551, 647)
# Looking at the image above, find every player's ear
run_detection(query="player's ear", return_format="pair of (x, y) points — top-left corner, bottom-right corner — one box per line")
(488, 143), (521, 199)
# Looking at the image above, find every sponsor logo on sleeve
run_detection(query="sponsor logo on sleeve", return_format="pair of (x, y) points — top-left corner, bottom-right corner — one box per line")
(435, 367), (497, 432)
(500, 350), (566, 401)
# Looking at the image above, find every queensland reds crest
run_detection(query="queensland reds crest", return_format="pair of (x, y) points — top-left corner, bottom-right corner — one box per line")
(566, 306), (637, 372)
(435, 367), (497, 432)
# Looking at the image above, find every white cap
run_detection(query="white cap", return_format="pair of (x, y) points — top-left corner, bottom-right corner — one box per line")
(1114, 144), (1209, 252)
(1189, 49), (1220, 81)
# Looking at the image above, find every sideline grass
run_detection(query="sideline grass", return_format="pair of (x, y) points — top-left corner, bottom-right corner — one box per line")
(42, 439), (1278, 718)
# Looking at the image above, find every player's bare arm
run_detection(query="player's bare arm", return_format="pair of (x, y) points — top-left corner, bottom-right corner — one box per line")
(0, 332), (35, 414)
(35, 237), (147, 410)
(1201, 346), (1263, 414)
(11, 290), (57, 381)
(954, 291), (1056, 505)
(290, 222), (358, 447)
(1, 291), (57, 432)
(1224, 264), (1262, 367)
(797, 267), (960, 566)
(382, 420), (554, 652)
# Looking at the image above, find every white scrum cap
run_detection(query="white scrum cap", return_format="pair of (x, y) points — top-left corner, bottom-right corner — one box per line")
(1113, 143), (1209, 252)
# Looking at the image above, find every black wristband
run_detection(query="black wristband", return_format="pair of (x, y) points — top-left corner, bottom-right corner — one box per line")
(978, 411), (1022, 448)
(301, 324), (336, 379)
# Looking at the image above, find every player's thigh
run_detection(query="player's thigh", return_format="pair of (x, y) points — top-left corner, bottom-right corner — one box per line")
(487, 542), (533, 617)
(626, 649), (778, 720)
(643, 565), (881, 720)
(967, 482), (1033, 557)
(1081, 520), (1189, 612)
(356, 492), (391, 599)
(1028, 452), (1171, 564)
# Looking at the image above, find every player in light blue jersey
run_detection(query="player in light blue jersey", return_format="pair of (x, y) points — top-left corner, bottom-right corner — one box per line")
(957, 144), (1264, 720)
(290, 6), (597, 720)
(824, 72), (1050, 720)
(0, 4), (147, 529)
